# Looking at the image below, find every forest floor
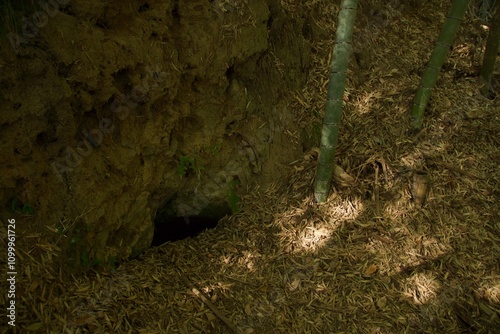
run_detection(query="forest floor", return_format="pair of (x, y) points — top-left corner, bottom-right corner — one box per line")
(9, 0), (500, 333)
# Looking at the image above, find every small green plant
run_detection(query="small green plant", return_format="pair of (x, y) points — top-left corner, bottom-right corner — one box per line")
(227, 179), (241, 214)
(53, 217), (76, 241)
(67, 223), (90, 266)
(91, 258), (102, 267)
(108, 256), (117, 271)
(78, 251), (115, 271)
(80, 250), (90, 267)
(177, 155), (195, 176)
(176, 155), (203, 178)
(80, 251), (102, 269)
(68, 236), (83, 263)
(208, 143), (222, 156)
(10, 197), (36, 215)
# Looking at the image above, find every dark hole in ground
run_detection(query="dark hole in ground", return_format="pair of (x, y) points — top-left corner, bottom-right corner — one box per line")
(152, 197), (233, 246)
(151, 215), (220, 246)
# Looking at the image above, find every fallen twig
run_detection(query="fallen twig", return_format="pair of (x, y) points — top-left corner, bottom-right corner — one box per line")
(178, 272), (242, 334)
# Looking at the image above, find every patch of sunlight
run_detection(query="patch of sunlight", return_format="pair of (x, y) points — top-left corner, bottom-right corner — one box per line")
(291, 196), (364, 253)
(478, 280), (500, 304)
(355, 90), (382, 114)
(240, 250), (258, 271)
(297, 226), (333, 252)
(322, 195), (365, 221)
(383, 199), (409, 219)
(399, 140), (449, 169)
(403, 234), (452, 265)
(218, 249), (259, 272)
(402, 272), (442, 305)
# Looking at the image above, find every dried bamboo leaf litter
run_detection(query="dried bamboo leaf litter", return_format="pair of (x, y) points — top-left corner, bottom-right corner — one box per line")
(4, 0), (499, 333)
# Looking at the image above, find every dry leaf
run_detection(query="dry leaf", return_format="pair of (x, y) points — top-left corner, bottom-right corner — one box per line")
(226, 245), (238, 253)
(25, 265), (31, 280)
(25, 322), (43, 331)
(294, 165), (304, 172)
(28, 280), (39, 292)
(376, 296), (387, 309)
(206, 312), (216, 322)
(74, 315), (93, 326)
(478, 302), (494, 316)
(334, 165), (355, 185)
(289, 278), (300, 291)
(364, 265), (378, 276)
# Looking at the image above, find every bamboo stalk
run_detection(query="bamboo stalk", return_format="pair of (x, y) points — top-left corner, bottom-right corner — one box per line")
(410, 0), (471, 130)
(314, 0), (358, 203)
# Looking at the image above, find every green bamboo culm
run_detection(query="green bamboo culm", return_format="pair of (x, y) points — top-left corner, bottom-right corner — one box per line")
(410, 0), (471, 130)
(314, 0), (358, 203)
(479, 0), (500, 96)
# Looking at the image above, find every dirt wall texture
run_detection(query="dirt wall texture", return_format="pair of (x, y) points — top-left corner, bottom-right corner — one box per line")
(0, 0), (311, 270)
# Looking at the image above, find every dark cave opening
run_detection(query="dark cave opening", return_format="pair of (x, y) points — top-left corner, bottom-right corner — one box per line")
(152, 197), (233, 246)
(151, 215), (221, 246)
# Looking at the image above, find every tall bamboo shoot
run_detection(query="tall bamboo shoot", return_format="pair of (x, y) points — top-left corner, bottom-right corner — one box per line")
(480, 1), (500, 96)
(410, 0), (471, 130)
(314, 0), (358, 203)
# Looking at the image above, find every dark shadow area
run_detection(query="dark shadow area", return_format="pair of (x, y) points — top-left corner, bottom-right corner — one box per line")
(152, 215), (220, 246)
(152, 195), (232, 246)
